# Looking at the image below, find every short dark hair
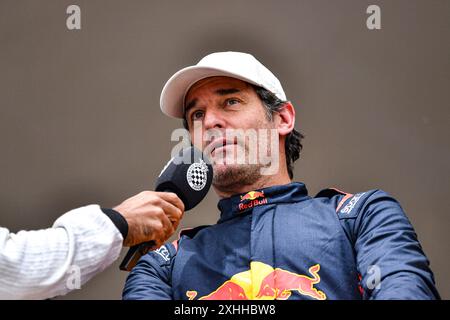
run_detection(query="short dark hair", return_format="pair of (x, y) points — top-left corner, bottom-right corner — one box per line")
(182, 85), (304, 179)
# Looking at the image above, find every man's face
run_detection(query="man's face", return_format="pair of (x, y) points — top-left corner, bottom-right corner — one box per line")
(184, 76), (278, 189)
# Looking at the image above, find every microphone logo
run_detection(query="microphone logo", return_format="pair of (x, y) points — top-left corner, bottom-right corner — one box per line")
(186, 159), (209, 191)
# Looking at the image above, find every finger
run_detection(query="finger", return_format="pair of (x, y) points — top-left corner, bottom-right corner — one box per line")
(157, 192), (185, 212)
(154, 195), (184, 221)
(156, 198), (184, 228)
(152, 213), (175, 243)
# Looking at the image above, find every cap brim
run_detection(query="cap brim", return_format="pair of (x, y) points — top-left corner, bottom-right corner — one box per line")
(160, 66), (260, 119)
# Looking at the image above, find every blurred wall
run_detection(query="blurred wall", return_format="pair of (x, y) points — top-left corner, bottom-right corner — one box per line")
(0, 0), (448, 299)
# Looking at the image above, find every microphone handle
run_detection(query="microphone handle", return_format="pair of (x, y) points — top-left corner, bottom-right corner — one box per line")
(119, 188), (176, 272)
(119, 240), (156, 271)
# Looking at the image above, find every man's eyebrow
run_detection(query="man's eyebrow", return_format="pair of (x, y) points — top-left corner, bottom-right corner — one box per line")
(184, 88), (241, 117)
(215, 88), (241, 95)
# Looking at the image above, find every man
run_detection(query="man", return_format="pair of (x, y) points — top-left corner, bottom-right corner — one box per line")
(0, 190), (184, 299)
(122, 51), (440, 300)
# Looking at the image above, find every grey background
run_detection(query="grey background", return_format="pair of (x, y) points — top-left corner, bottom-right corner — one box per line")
(0, 0), (448, 299)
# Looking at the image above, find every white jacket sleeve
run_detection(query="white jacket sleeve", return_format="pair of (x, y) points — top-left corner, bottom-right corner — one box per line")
(0, 204), (123, 299)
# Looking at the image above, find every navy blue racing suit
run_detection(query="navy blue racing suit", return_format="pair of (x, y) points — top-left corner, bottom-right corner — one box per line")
(122, 182), (440, 300)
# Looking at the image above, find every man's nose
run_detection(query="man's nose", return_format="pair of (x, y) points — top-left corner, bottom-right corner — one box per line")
(203, 108), (225, 130)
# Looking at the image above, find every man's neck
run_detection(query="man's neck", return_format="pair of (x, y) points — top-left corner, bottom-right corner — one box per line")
(213, 173), (292, 199)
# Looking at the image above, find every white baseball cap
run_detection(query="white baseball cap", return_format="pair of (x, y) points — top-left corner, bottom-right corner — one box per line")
(160, 51), (287, 118)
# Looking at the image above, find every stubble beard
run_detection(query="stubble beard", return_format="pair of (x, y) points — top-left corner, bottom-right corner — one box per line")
(212, 162), (263, 190)
(211, 138), (270, 191)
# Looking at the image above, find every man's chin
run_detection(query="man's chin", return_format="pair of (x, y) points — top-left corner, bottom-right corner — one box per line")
(212, 163), (261, 188)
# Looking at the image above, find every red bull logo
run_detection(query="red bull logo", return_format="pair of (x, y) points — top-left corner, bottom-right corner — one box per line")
(239, 191), (268, 211)
(187, 281), (248, 300)
(255, 264), (326, 300)
(240, 191), (265, 201)
(186, 262), (327, 300)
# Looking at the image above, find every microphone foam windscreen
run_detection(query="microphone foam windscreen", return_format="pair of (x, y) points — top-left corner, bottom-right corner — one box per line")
(155, 146), (213, 211)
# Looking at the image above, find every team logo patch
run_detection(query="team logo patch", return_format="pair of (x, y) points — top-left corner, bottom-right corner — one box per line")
(341, 192), (366, 214)
(186, 159), (209, 191)
(186, 261), (326, 300)
(240, 191), (265, 201)
(154, 245), (170, 262)
(238, 191), (268, 211)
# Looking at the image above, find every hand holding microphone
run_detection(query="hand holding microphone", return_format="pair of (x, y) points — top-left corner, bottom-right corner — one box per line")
(119, 146), (213, 271)
(113, 191), (184, 247)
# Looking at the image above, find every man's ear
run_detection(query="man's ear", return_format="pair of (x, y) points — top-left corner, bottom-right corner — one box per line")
(275, 102), (296, 137)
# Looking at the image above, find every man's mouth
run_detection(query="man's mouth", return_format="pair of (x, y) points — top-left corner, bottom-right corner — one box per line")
(205, 138), (238, 157)
(212, 144), (234, 156)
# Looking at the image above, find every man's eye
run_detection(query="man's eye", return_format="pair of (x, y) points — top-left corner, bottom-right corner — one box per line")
(225, 98), (240, 106)
(191, 110), (204, 121)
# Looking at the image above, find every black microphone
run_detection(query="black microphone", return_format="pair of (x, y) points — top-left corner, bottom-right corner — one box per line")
(119, 146), (213, 271)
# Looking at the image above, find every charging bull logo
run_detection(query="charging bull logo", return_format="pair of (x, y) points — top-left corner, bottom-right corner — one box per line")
(238, 191), (268, 211)
(186, 262), (326, 300)
(240, 191), (265, 201)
